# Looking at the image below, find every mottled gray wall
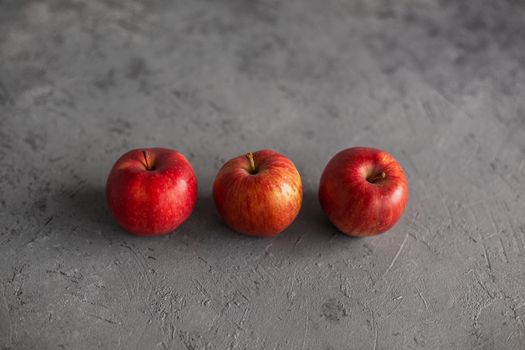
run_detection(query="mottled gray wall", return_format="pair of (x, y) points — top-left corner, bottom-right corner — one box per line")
(1, 0), (525, 349)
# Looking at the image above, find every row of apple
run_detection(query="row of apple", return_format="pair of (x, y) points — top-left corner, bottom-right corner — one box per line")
(106, 147), (408, 238)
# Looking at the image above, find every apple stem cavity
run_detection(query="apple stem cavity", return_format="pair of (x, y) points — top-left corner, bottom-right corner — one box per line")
(367, 171), (386, 184)
(143, 150), (152, 171)
(246, 152), (257, 174)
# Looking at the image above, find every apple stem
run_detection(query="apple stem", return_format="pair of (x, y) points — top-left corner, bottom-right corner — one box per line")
(143, 150), (151, 170)
(368, 171), (386, 183)
(246, 152), (256, 174)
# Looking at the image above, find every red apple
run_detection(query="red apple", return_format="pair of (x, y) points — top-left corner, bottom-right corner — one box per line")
(319, 147), (408, 236)
(106, 148), (197, 236)
(213, 150), (303, 237)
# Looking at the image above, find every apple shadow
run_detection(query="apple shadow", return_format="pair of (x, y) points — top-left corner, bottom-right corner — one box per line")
(185, 192), (343, 241)
(178, 194), (247, 241)
(295, 190), (341, 237)
(178, 190), (361, 259)
(49, 183), (360, 260)
(52, 183), (124, 243)
(52, 182), (242, 247)
(260, 189), (362, 257)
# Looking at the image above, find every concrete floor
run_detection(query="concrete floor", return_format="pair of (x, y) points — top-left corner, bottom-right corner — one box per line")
(1, 0), (525, 349)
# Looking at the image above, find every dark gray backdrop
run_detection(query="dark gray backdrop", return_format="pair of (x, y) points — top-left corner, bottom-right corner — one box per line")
(1, 0), (525, 349)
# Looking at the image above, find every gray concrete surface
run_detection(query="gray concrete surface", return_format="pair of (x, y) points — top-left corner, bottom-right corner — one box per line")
(1, 0), (525, 349)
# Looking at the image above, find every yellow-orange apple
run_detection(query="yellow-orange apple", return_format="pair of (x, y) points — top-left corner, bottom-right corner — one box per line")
(213, 150), (302, 237)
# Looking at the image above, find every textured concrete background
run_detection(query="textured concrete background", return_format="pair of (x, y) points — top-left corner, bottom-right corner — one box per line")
(1, 0), (525, 349)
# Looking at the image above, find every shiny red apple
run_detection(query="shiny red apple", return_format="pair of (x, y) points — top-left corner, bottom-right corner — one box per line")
(319, 147), (408, 236)
(106, 148), (197, 236)
(213, 149), (303, 237)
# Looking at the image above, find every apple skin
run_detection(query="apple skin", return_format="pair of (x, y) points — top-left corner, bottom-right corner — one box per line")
(106, 148), (197, 236)
(319, 147), (408, 237)
(213, 149), (303, 237)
